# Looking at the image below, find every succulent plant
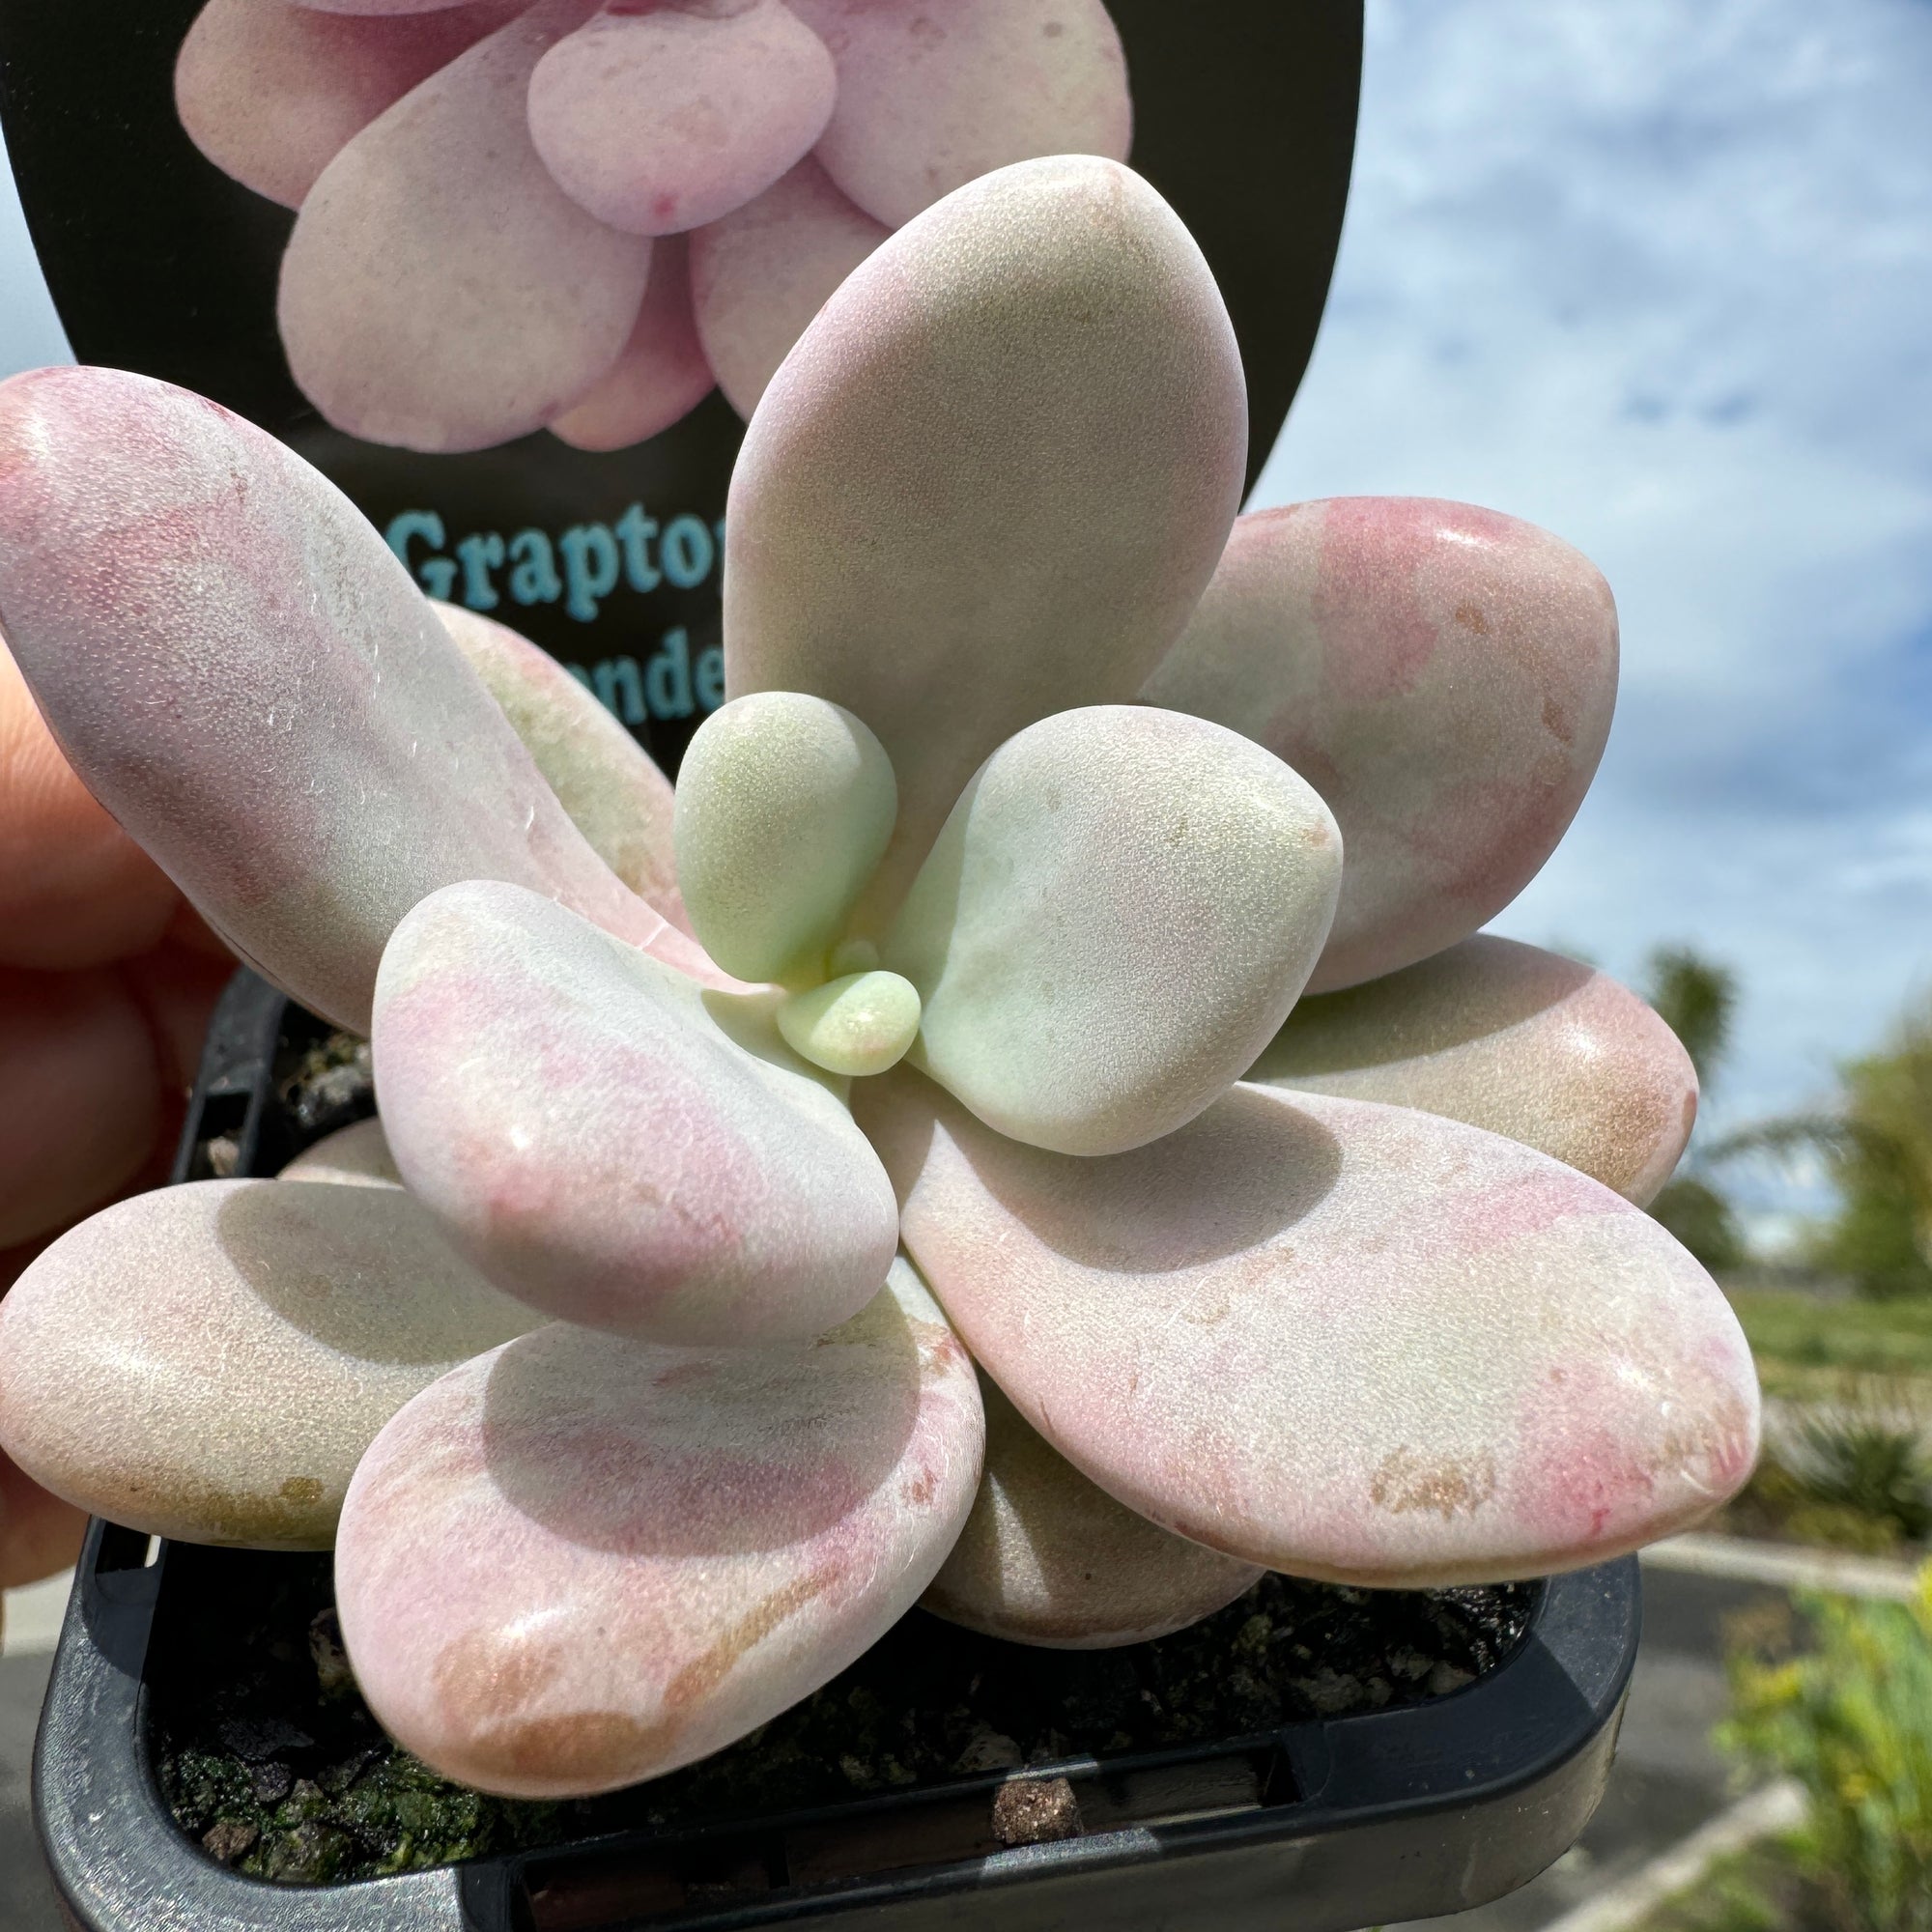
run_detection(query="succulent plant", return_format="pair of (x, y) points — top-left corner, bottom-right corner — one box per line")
(175, 0), (1131, 449)
(0, 155), (1757, 1804)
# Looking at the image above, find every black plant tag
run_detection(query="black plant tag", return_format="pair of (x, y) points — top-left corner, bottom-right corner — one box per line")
(0, 0), (1358, 775)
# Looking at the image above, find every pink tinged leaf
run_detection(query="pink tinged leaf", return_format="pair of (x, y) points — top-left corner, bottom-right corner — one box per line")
(1250, 935), (1699, 1208)
(547, 237), (716, 450)
(1143, 499), (1620, 994)
(689, 156), (889, 419)
(0, 1180), (537, 1549)
(886, 707), (1340, 1157)
(675, 692), (896, 983)
(278, 1117), (403, 1188)
(334, 1258), (983, 1798)
(923, 1372), (1261, 1649)
(175, 0), (524, 211)
(527, 0), (838, 238)
(434, 601), (689, 927)
(857, 1070), (1761, 1588)
(0, 367), (711, 1033)
(786, 0), (1131, 229)
(373, 880), (899, 1344)
(277, 0), (653, 454)
(725, 156), (1246, 934)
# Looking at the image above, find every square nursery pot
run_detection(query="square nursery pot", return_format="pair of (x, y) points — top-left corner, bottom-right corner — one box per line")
(34, 969), (1641, 1932)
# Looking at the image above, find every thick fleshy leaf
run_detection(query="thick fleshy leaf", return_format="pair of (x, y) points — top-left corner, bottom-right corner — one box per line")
(374, 880), (898, 1342)
(923, 1373), (1260, 1649)
(280, 1117), (402, 1188)
(434, 601), (686, 924)
(175, 0), (521, 209)
(887, 707), (1340, 1156)
(0, 1180), (536, 1549)
(334, 1258), (982, 1798)
(787, 0), (1131, 229)
(528, 0), (837, 237)
(548, 238), (716, 451)
(0, 366), (710, 1032)
(1142, 500), (1619, 993)
(1250, 935), (1697, 1207)
(278, 0), (652, 453)
(777, 969), (921, 1078)
(689, 156), (889, 418)
(724, 156), (1246, 932)
(857, 1070), (1760, 1587)
(674, 692), (896, 982)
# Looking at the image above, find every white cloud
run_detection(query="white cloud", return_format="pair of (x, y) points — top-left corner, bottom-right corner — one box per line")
(0, 118), (73, 379)
(1259, 0), (1932, 1145)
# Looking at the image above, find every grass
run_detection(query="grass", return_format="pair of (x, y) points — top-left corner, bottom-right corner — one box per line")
(1708, 1284), (1932, 1553)
(1631, 1834), (1810, 1932)
(1724, 1288), (1932, 1404)
(1630, 1833), (1836, 1932)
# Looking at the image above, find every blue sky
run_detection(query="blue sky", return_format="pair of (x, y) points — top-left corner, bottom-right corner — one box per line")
(1256, 0), (1932, 1224)
(3, 0), (1929, 1225)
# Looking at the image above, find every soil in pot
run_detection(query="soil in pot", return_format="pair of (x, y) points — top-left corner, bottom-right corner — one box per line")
(149, 1546), (1534, 1886)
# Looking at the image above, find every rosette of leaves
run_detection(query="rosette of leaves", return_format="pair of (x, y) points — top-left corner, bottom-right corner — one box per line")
(175, 0), (1131, 451)
(0, 156), (1757, 1802)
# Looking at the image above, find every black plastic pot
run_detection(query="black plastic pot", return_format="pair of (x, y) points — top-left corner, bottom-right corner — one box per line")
(34, 971), (1642, 1931)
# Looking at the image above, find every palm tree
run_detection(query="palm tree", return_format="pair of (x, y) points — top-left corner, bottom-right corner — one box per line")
(1715, 993), (1932, 1299)
(1646, 946), (1739, 1088)
(1643, 946), (1747, 1272)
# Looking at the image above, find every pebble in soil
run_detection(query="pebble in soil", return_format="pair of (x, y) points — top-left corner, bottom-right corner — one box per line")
(151, 1543), (1533, 1886)
(276, 1030), (376, 1140)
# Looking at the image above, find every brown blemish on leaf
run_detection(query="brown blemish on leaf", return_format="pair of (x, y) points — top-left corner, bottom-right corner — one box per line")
(918, 1324), (969, 1385)
(1370, 1449), (1497, 1520)
(433, 1624), (562, 1724)
(653, 1360), (716, 1392)
(79, 1459), (341, 1549)
(1180, 1296), (1231, 1327)
(430, 1568), (838, 1790)
(1453, 602), (1491, 636)
(900, 1469), (938, 1509)
(1542, 694), (1577, 745)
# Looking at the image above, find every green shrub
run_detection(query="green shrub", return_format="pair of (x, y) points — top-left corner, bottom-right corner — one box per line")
(1719, 1565), (1932, 1932)
(1785, 1409), (1932, 1545)
(1718, 995), (1932, 1303)
(1809, 1184), (1932, 1305)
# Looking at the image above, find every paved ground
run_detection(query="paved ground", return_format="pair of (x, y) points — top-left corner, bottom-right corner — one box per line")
(1391, 1568), (1788, 1932)
(0, 1567), (1783, 1932)
(1, 1648), (62, 1931)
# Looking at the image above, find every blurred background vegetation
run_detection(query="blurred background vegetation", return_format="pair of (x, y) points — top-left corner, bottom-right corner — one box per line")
(1636, 951), (1932, 1558)
(1646, 946), (1748, 1274)
(1610, 960), (1932, 1931)
(1647, 946), (1932, 1302)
